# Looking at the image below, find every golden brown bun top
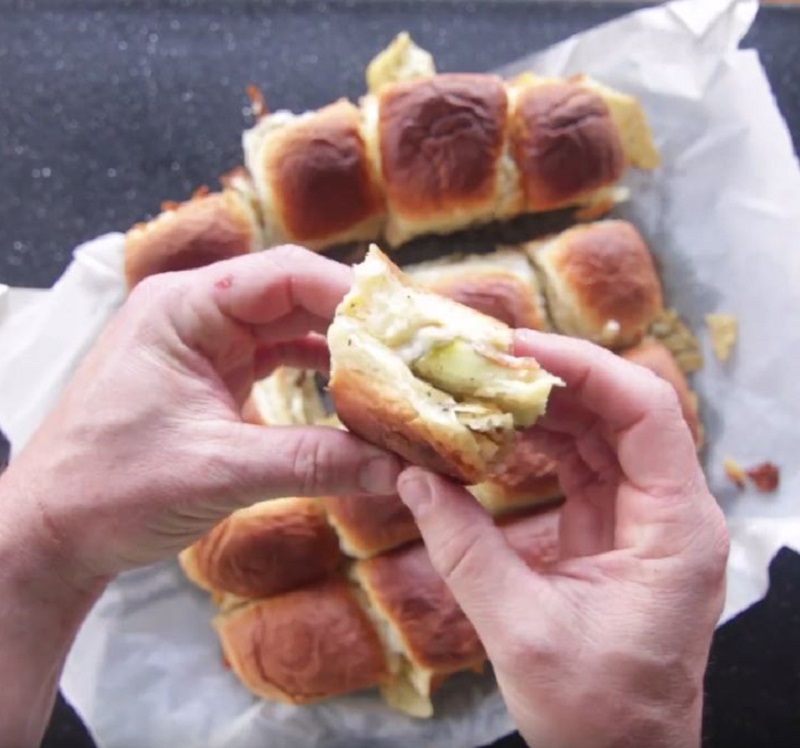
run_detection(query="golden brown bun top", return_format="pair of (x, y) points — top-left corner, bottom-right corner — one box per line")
(266, 99), (384, 243)
(425, 270), (547, 331)
(511, 81), (626, 209)
(215, 578), (387, 705)
(357, 541), (485, 673)
(540, 220), (664, 348)
(124, 191), (258, 289)
(379, 74), (508, 217)
(186, 498), (342, 599)
(621, 338), (702, 446)
(324, 494), (419, 559)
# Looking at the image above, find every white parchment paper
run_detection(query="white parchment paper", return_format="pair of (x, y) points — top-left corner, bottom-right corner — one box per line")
(1, 0), (799, 745)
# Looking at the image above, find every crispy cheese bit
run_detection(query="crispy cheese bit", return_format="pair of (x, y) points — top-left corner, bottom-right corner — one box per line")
(411, 339), (561, 428)
(366, 32), (436, 94)
(706, 313), (738, 362)
(746, 462), (780, 493)
(649, 308), (704, 374)
(246, 84), (268, 120)
(724, 457), (747, 490)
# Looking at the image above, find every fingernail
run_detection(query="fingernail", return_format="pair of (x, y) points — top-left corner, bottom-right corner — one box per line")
(398, 468), (435, 515)
(358, 456), (402, 495)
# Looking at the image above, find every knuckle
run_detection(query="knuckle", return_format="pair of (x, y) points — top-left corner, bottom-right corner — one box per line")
(287, 430), (335, 495)
(433, 525), (487, 589)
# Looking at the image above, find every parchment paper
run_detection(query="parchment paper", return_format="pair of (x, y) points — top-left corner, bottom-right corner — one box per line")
(1, 0), (799, 745)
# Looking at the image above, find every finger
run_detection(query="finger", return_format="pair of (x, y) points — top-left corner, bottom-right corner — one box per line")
(215, 423), (404, 502)
(557, 450), (618, 559)
(516, 329), (699, 496)
(397, 467), (539, 637)
(251, 309), (331, 346)
(516, 329), (675, 432)
(208, 245), (351, 326)
(253, 335), (330, 379)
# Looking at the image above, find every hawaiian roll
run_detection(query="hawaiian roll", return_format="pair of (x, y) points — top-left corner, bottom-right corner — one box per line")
(328, 246), (562, 483)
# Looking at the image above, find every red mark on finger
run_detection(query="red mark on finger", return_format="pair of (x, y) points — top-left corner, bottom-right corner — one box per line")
(214, 274), (233, 290)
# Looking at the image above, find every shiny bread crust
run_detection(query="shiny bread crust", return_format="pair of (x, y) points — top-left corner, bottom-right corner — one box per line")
(511, 81), (626, 211)
(265, 100), (385, 245)
(215, 578), (388, 704)
(530, 220), (663, 349)
(124, 190), (260, 288)
(378, 74), (510, 241)
(179, 498), (343, 600)
(325, 494), (419, 559)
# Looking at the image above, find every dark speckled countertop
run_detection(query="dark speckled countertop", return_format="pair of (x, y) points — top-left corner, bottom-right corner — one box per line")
(0, 3), (798, 748)
(0, 1), (798, 288)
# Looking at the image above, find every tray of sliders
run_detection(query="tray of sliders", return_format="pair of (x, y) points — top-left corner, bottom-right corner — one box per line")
(119, 32), (704, 718)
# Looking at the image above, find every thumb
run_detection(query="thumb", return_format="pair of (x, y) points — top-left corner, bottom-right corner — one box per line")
(397, 467), (534, 638)
(217, 424), (404, 503)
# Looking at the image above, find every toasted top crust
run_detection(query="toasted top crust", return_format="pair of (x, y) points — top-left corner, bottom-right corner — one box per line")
(324, 494), (419, 559)
(407, 249), (549, 331)
(621, 338), (702, 446)
(378, 74), (508, 222)
(511, 81), (626, 210)
(529, 220), (663, 349)
(124, 190), (260, 288)
(215, 578), (388, 704)
(263, 100), (385, 244)
(355, 542), (485, 673)
(180, 498), (342, 599)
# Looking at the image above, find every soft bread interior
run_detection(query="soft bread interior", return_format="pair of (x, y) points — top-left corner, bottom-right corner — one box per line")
(250, 367), (326, 426)
(242, 110), (313, 247)
(329, 247), (561, 461)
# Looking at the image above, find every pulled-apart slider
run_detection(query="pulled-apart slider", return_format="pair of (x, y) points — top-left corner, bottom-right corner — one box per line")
(328, 246), (562, 484)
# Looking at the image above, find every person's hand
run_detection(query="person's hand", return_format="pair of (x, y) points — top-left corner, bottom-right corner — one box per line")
(1, 246), (403, 591)
(397, 329), (729, 748)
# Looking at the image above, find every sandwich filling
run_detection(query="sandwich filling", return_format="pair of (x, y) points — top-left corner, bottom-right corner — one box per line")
(329, 247), (562, 459)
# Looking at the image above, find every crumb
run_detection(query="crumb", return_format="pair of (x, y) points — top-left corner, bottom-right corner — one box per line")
(649, 308), (704, 374)
(746, 462), (780, 493)
(724, 457), (747, 489)
(706, 313), (738, 362)
(246, 84), (268, 119)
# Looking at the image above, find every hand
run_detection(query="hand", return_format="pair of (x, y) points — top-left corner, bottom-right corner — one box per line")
(1, 246), (403, 590)
(397, 330), (729, 748)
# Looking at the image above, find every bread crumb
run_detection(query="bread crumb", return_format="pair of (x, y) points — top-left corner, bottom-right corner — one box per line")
(746, 462), (780, 493)
(724, 457), (747, 489)
(649, 309), (703, 374)
(706, 313), (738, 362)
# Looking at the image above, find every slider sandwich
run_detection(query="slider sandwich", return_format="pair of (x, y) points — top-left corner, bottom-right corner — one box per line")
(328, 246), (562, 484)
